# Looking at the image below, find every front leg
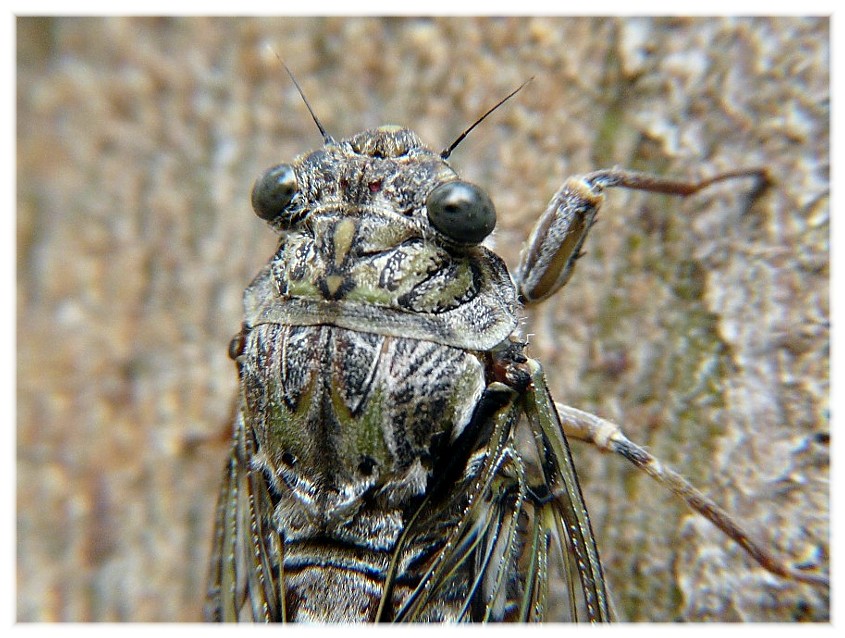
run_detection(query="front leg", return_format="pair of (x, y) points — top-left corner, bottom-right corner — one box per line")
(515, 167), (769, 304)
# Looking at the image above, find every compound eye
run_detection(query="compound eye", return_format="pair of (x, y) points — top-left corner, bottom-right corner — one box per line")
(426, 181), (496, 245)
(251, 164), (298, 222)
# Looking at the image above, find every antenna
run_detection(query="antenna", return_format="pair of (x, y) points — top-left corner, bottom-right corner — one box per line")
(440, 77), (534, 159)
(273, 51), (335, 145)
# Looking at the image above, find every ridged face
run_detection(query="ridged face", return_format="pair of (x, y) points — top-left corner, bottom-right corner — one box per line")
(244, 126), (519, 351)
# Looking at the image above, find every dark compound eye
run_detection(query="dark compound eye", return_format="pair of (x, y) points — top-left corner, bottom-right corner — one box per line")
(251, 163), (298, 222)
(425, 181), (496, 245)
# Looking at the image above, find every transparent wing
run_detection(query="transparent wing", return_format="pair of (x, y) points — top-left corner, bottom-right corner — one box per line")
(205, 410), (283, 622)
(520, 358), (612, 622)
(380, 372), (611, 623)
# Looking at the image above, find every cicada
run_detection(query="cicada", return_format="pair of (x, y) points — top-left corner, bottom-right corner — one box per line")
(205, 76), (828, 622)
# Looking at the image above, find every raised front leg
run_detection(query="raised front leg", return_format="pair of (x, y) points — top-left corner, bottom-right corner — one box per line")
(515, 168), (769, 304)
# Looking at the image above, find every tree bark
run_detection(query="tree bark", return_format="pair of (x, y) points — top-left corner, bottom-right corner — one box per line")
(17, 16), (829, 621)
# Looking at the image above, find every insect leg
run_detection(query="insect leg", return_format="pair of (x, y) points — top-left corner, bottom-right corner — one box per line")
(515, 167), (769, 304)
(555, 401), (829, 588)
(521, 358), (611, 622)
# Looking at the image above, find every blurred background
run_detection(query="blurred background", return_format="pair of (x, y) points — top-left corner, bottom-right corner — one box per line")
(16, 16), (829, 621)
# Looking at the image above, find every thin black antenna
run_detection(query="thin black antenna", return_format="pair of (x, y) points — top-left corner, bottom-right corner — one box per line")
(273, 51), (335, 145)
(440, 77), (534, 159)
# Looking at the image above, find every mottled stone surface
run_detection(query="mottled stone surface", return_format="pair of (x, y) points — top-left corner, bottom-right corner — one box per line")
(17, 17), (828, 621)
